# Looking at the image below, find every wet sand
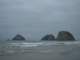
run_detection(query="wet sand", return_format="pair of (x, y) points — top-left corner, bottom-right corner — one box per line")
(0, 44), (80, 60)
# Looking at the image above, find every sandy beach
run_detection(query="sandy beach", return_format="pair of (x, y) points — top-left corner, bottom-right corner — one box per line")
(0, 42), (80, 60)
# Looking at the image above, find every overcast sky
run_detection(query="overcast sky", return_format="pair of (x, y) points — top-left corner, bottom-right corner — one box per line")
(0, 0), (80, 40)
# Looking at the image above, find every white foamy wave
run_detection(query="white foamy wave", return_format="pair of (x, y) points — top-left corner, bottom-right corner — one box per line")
(41, 41), (80, 46)
(7, 41), (80, 48)
(8, 42), (44, 47)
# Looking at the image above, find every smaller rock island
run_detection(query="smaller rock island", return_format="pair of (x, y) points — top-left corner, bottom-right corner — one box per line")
(12, 34), (26, 40)
(41, 34), (55, 41)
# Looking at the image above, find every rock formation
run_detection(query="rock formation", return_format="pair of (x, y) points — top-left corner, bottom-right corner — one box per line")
(12, 34), (26, 40)
(41, 34), (55, 41)
(56, 31), (75, 41)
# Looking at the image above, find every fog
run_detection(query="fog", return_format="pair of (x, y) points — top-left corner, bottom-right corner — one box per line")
(0, 0), (80, 40)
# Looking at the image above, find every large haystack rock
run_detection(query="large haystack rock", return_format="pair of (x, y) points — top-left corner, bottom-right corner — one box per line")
(12, 34), (26, 40)
(56, 31), (75, 41)
(41, 34), (55, 41)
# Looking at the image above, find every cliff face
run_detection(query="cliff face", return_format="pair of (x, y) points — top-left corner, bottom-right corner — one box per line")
(12, 34), (26, 40)
(56, 31), (75, 41)
(41, 34), (55, 41)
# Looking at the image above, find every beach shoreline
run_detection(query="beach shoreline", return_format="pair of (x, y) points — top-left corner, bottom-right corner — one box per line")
(0, 42), (80, 60)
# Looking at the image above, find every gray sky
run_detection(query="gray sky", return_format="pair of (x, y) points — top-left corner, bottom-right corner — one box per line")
(0, 0), (80, 40)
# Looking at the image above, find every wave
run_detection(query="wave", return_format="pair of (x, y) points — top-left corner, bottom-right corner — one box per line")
(6, 41), (80, 48)
(0, 41), (80, 56)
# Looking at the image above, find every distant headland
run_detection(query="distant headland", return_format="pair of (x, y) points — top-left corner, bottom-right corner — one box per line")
(41, 31), (75, 41)
(41, 34), (55, 41)
(56, 31), (75, 41)
(10, 31), (75, 41)
(12, 34), (26, 41)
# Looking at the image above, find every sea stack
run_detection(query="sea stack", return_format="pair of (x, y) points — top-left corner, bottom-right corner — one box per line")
(56, 31), (75, 41)
(41, 34), (55, 41)
(12, 34), (26, 40)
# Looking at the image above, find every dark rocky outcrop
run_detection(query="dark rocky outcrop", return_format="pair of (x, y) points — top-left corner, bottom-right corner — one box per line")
(12, 34), (26, 40)
(41, 34), (55, 41)
(56, 31), (75, 41)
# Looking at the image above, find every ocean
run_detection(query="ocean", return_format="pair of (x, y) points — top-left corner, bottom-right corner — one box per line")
(0, 40), (79, 48)
(0, 40), (80, 60)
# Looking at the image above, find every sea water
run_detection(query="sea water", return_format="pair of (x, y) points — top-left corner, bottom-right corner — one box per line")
(0, 40), (80, 56)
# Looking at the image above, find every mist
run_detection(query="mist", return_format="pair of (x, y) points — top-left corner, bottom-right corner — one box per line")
(0, 0), (80, 40)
